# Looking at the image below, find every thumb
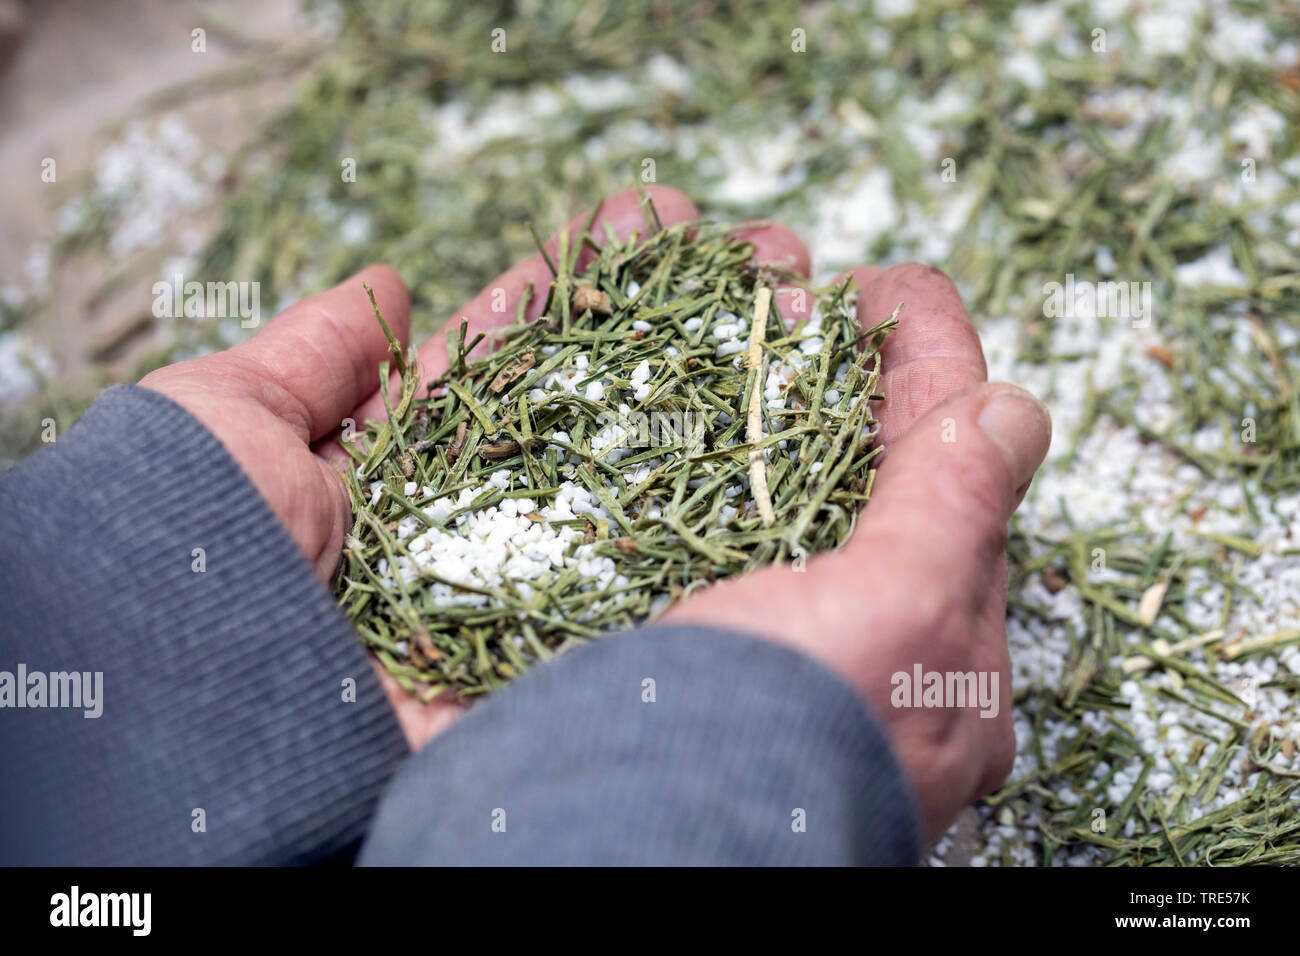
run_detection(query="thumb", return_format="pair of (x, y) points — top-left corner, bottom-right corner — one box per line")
(850, 382), (1051, 581)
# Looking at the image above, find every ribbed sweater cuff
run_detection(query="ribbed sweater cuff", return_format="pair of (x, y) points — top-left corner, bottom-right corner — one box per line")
(361, 624), (922, 865)
(0, 385), (408, 864)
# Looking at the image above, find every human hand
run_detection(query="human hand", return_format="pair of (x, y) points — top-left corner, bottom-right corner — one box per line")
(139, 262), (464, 747)
(139, 187), (742, 749)
(141, 182), (1049, 803)
(663, 260), (1051, 843)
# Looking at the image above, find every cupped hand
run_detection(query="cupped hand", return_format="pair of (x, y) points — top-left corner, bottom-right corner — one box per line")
(140, 187), (735, 748)
(141, 184), (1051, 838)
(664, 259), (1051, 843)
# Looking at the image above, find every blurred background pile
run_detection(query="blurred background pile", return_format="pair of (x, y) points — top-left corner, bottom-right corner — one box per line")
(1, 0), (1298, 865)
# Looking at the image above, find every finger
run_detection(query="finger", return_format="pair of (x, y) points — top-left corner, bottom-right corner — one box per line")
(834, 264), (883, 291)
(850, 382), (1051, 587)
(857, 263), (987, 448)
(732, 222), (811, 276)
(228, 264), (411, 444)
(371, 660), (467, 750)
(731, 222), (811, 326)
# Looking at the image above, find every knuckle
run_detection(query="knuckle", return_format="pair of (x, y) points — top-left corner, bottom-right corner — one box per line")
(984, 721), (1018, 793)
(887, 261), (959, 296)
(362, 262), (410, 300)
(946, 451), (1012, 530)
(899, 357), (985, 409)
(226, 352), (315, 438)
(642, 185), (698, 219)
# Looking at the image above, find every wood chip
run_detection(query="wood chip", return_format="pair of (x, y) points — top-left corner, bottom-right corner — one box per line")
(446, 421), (468, 462)
(488, 349), (536, 392)
(478, 436), (544, 460)
(479, 440), (522, 459)
(572, 283), (612, 316)
(411, 628), (441, 665)
(1145, 344), (1175, 369)
(1137, 581), (1169, 627)
(1041, 566), (1069, 594)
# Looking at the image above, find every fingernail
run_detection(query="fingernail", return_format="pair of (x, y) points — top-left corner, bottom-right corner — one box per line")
(976, 386), (1052, 490)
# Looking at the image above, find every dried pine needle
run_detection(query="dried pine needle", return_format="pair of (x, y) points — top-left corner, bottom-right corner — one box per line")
(335, 216), (896, 696)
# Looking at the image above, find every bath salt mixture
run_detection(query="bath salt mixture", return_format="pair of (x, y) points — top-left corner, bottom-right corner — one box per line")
(336, 212), (898, 697)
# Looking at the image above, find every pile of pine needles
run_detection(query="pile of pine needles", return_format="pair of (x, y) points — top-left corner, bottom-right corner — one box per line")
(335, 210), (895, 697)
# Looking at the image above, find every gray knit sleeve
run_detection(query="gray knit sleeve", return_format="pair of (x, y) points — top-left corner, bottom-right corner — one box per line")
(360, 625), (922, 865)
(0, 385), (410, 865)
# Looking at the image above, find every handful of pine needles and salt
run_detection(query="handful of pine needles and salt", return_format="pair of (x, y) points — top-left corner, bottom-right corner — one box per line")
(336, 208), (899, 700)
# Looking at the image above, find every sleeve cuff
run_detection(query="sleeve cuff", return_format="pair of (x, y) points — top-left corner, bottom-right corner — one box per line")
(0, 385), (409, 864)
(361, 623), (922, 865)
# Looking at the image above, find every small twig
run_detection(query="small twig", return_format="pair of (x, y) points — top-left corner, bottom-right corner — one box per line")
(364, 283), (407, 377)
(746, 285), (775, 528)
